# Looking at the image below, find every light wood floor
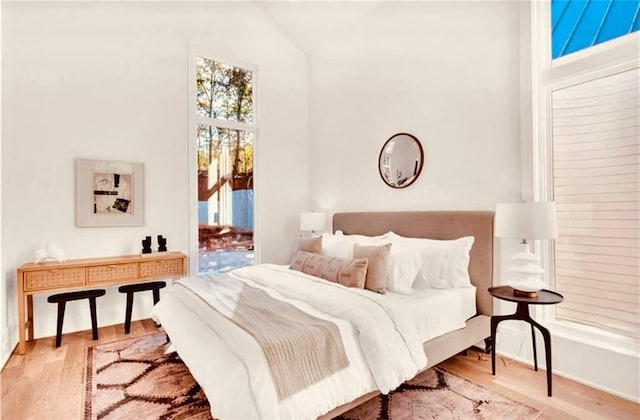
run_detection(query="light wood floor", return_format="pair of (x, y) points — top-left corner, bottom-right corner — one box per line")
(1, 320), (638, 419)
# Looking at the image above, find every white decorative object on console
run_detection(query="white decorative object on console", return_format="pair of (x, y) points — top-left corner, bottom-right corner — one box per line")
(34, 240), (66, 264)
(495, 202), (557, 297)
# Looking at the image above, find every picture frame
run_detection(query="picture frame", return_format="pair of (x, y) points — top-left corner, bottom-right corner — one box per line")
(75, 159), (144, 227)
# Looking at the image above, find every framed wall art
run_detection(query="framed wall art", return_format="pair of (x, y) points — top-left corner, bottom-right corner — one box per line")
(75, 159), (144, 227)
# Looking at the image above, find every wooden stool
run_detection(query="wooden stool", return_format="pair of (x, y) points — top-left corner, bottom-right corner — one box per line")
(47, 289), (106, 347)
(118, 281), (166, 333)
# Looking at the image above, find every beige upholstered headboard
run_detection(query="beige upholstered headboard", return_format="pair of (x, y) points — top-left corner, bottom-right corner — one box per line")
(332, 211), (494, 316)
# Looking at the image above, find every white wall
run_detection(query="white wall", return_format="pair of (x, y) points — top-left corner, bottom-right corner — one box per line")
(300, 0), (522, 384)
(1, 1), (308, 363)
(3, 0), (635, 404)
(0, 0), (5, 367)
(301, 0), (638, 403)
(307, 1), (522, 213)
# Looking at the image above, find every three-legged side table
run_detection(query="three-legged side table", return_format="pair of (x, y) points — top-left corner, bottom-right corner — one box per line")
(488, 286), (563, 397)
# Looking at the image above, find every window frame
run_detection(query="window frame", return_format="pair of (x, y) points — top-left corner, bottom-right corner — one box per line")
(187, 41), (260, 275)
(531, 1), (639, 356)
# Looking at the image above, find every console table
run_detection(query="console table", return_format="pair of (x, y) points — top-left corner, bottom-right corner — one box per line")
(16, 252), (187, 355)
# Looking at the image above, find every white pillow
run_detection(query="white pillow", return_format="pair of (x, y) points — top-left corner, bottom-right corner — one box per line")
(321, 233), (351, 258)
(385, 232), (443, 289)
(321, 232), (388, 259)
(386, 232), (474, 289)
(441, 236), (475, 288)
(385, 244), (425, 294)
(413, 246), (447, 289)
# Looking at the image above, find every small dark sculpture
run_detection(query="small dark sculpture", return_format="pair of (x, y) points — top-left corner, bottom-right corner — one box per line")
(157, 235), (167, 253)
(141, 236), (152, 254)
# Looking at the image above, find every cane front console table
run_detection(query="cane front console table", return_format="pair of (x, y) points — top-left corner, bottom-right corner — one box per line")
(16, 251), (187, 355)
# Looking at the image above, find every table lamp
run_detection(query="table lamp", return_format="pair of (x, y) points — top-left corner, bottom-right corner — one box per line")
(300, 212), (326, 236)
(495, 202), (558, 297)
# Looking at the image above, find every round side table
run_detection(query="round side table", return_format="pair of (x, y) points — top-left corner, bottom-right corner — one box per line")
(488, 285), (563, 397)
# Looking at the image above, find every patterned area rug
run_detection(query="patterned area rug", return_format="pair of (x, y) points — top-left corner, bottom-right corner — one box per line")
(336, 367), (542, 420)
(84, 333), (211, 419)
(85, 332), (542, 420)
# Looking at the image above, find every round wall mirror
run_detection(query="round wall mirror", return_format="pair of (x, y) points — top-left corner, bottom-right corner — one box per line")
(378, 133), (424, 188)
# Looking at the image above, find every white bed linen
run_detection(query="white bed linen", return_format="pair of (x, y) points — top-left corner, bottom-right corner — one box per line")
(151, 264), (476, 420)
(380, 286), (477, 342)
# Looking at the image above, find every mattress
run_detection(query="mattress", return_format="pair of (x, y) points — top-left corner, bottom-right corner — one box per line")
(151, 263), (477, 420)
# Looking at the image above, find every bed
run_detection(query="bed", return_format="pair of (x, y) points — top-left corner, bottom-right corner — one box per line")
(151, 210), (494, 420)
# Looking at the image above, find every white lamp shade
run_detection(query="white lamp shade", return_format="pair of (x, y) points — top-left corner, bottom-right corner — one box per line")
(495, 202), (558, 240)
(300, 212), (326, 232)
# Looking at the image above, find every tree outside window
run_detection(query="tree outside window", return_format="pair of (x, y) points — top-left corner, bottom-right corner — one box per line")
(195, 57), (255, 273)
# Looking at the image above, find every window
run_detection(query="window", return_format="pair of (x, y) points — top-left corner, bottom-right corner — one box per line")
(551, 68), (639, 342)
(194, 57), (256, 273)
(552, 0), (640, 59)
(533, 1), (639, 350)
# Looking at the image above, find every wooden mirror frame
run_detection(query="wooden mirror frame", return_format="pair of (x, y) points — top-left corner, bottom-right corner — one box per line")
(378, 132), (424, 189)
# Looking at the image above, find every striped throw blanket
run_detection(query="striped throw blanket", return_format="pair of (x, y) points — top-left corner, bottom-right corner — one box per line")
(177, 274), (350, 400)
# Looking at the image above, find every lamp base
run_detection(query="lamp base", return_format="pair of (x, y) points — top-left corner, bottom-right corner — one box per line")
(513, 289), (538, 298)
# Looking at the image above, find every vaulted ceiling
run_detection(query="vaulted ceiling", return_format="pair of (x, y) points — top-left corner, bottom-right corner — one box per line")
(255, 0), (389, 57)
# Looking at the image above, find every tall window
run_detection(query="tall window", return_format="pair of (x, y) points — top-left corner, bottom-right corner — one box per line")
(195, 57), (256, 273)
(551, 69), (639, 341)
(535, 1), (639, 348)
(552, 0), (639, 58)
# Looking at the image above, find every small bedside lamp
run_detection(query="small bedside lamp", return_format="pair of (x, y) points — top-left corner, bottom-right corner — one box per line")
(300, 212), (326, 236)
(495, 202), (558, 297)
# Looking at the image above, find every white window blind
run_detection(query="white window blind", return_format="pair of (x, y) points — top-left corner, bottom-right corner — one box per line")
(551, 67), (639, 341)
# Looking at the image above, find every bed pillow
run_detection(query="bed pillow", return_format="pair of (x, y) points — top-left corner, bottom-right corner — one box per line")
(384, 232), (445, 289)
(441, 236), (475, 288)
(321, 232), (388, 258)
(385, 244), (428, 294)
(353, 243), (391, 294)
(296, 236), (322, 254)
(386, 232), (474, 288)
(321, 233), (353, 258)
(289, 251), (368, 289)
(413, 247), (447, 289)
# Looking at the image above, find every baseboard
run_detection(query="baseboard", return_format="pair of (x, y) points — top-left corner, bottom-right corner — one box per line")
(496, 348), (640, 404)
(1, 324), (16, 371)
(495, 322), (639, 403)
(552, 365), (640, 404)
(494, 322), (529, 360)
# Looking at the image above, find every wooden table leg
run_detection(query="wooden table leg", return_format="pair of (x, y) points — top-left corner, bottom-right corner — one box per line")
(17, 291), (26, 355)
(531, 323), (538, 371)
(27, 294), (34, 341)
(491, 317), (498, 375)
(490, 314), (512, 375)
(531, 318), (553, 397)
(542, 326), (552, 397)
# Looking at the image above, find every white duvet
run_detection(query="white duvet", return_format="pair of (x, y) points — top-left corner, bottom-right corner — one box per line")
(151, 264), (468, 420)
